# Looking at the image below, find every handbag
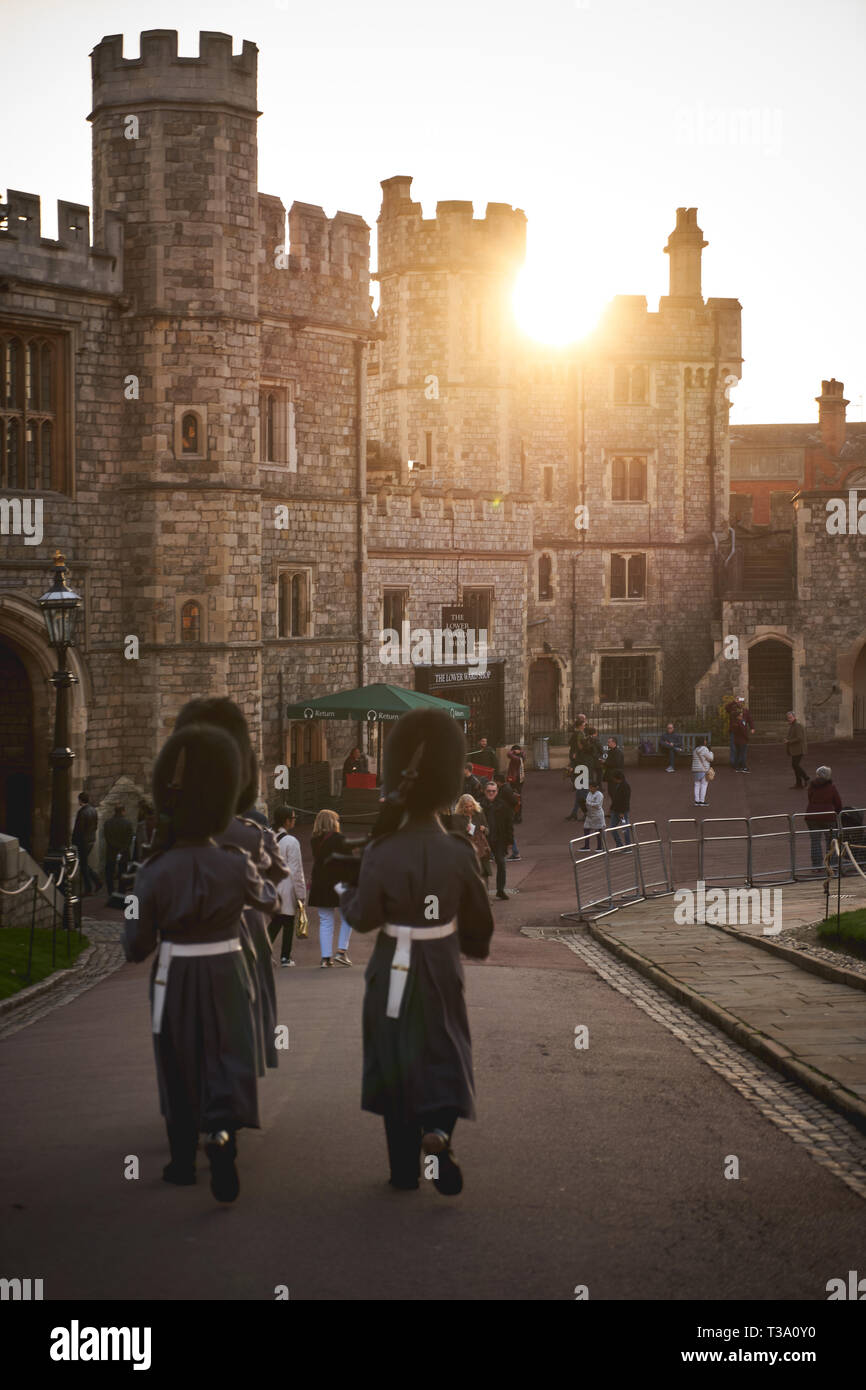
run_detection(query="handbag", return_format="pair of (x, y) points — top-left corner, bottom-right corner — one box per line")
(296, 901), (309, 938)
(705, 767), (716, 781)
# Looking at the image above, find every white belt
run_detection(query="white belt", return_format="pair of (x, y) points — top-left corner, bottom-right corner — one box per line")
(382, 920), (457, 1020)
(152, 938), (242, 1034)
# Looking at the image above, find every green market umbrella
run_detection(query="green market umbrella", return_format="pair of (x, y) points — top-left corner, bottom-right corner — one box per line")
(285, 683), (470, 781)
(285, 682), (470, 723)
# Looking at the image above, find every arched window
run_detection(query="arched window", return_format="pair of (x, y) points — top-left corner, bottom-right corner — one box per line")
(181, 413), (200, 454)
(538, 553), (553, 601)
(180, 601), (201, 643)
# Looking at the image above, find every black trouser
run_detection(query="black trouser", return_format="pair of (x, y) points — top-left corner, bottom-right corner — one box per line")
(790, 754), (809, 787)
(74, 842), (99, 894)
(105, 850), (128, 896)
(491, 841), (508, 893)
(383, 1106), (459, 1188)
(268, 912), (296, 959)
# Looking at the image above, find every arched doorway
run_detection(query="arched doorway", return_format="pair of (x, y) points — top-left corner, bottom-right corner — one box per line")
(0, 641), (35, 850)
(528, 657), (560, 734)
(854, 643), (866, 734)
(748, 639), (793, 722)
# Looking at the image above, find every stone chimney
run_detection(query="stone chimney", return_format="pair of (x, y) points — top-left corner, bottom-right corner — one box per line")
(662, 207), (707, 308)
(815, 379), (848, 455)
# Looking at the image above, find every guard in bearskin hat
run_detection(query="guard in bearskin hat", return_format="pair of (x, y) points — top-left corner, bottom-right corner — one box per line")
(174, 697), (288, 1074)
(124, 723), (277, 1203)
(338, 709), (494, 1194)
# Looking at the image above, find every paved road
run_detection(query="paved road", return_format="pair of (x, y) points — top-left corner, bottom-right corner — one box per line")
(2, 739), (865, 1300)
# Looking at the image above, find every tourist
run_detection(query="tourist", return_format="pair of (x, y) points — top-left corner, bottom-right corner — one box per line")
(659, 723), (683, 773)
(725, 696), (754, 767)
(731, 709), (752, 773)
(506, 745), (525, 860)
(452, 793), (492, 886)
(462, 763), (483, 800)
(268, 804), (306, 967)
(104, 805), (134, 900)
(485, 778), (516, 900)
(309, 809), (354, 967)
(338, 708), (494, 1195)
(581, 780), (606, 851)
(785, 712), (810, 789)
(174, 697), (289, 1075)
(601, 736), (624, 804)
(805, 766), (842, 872)
(124, 722), (277, 1203)
(609, 770), (632, 847)
(568, 715), (588, 767)
(692, 738), (714, 806)
(71, 792), (101, 896)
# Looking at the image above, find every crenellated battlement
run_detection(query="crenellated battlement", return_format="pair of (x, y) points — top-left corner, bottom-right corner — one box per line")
(368, 484), (533, 553)
(0, 190), (123, 294)
(258, 194), (372, 326)
(376, 175), (526, 278)
(90, 31), (258, 116)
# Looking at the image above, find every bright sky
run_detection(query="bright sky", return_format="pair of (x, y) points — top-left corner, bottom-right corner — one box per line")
(4, 0), (865, 424)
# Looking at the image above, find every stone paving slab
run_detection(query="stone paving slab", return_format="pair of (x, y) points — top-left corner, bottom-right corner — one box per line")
(587, 886), (866, 1132)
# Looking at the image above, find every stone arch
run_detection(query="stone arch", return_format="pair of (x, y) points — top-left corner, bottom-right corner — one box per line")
(528, 655), (563, 733)
(835, 629), (866, 738)
(746, 634), (793, 722)
(0, 592), (90, 861)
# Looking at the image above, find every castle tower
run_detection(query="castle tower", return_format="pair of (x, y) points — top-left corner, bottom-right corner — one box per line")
(372, 175), (526, 492)
(89, 31), (264, 769)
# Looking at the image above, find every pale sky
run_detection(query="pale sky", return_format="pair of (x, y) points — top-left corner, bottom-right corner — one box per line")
(4, 0), (865, 424)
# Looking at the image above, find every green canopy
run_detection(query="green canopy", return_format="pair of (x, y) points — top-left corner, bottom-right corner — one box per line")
(285, 682), (469, 723)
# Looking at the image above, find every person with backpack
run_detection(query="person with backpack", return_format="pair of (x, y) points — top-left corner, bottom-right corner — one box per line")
(309, 809), (353, 967)
(268, 804), (306, 967)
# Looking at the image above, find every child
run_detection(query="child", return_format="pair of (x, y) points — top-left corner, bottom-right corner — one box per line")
(339, 709), (494, 1195)
(125, 723), (277, 1203)
(582, 780), (606, 851)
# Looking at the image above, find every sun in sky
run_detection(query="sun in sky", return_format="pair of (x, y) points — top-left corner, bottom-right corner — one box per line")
(511, 259), (609, 346)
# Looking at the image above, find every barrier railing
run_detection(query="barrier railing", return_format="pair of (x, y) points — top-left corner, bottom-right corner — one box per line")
(563, 808), (866, 920)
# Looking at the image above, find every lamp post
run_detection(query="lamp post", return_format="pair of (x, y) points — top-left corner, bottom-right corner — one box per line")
(38, 551), (82, 938)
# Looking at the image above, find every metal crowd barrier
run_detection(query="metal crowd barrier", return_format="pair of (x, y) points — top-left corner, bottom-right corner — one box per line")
(563, 807), (866, 920)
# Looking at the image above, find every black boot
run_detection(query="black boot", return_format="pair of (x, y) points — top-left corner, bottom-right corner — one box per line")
(384, 1112), (421, 1190)
(163, 1120), (198, 1185)
(204, 1129), (239, 1203)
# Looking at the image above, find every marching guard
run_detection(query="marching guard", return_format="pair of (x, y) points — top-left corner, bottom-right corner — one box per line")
(339, 709), (494, 1194)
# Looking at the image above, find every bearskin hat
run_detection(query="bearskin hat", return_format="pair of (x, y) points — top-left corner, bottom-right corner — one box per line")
(174, 696), (258, 813)
(382, 709), (466, 811)
(153, 723), (241, 839)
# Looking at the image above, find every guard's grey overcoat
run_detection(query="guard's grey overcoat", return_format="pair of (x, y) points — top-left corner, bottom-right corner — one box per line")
(216, 817), (287, 1072)
(126, 842), (276, 1131)
(340, 827), (493, 1121)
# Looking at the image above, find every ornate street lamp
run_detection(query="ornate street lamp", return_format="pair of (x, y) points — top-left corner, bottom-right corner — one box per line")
(38, 551), (82, 926)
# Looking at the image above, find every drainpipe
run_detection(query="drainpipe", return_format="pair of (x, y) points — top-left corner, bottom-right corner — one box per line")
(708, 309), (720, 597)
(355, 338), (368, 751)
(571, 358), (586, 718)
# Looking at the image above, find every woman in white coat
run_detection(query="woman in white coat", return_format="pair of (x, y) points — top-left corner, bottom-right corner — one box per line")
(692, 739), (714, 807)
(269, 804), (307, 966)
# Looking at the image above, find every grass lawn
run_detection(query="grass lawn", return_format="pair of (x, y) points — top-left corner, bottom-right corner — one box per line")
(0, 927), (90, 1001)
(817, 907), (866, 960)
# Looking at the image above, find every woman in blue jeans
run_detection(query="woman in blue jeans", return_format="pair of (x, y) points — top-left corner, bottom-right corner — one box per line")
(309, 810), (353, 967)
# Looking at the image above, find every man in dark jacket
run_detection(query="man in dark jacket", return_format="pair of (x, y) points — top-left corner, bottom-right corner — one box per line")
(72, 791), (100, 895)
(342, 746), (368, 778)
(805, 766), (843, 871)
(609, 770), (632, 847)
(104, 805), (134, 899)
(462, 764), (482, 800)
(658, 723), (683, 772)
(601, 737), (624, 802)
(468, 737), (498, 774)
(725, 697), (754, 766)
(485, 777), (516, 900)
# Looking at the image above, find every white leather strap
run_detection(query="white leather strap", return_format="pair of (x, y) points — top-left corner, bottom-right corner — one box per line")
(382, 920), (457, 1020)
(152, 938), (242, 1034)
